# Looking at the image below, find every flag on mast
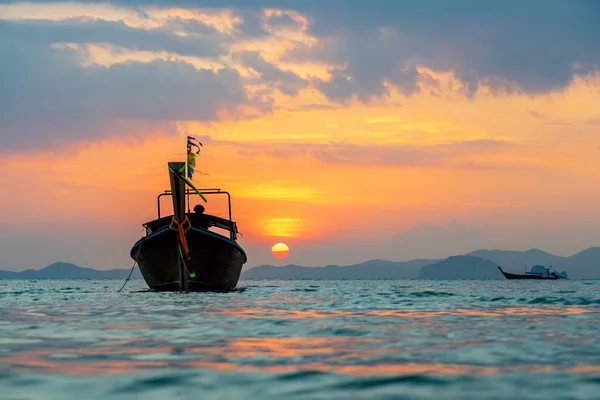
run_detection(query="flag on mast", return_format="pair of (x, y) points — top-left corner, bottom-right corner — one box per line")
(186, 136), (202, 180)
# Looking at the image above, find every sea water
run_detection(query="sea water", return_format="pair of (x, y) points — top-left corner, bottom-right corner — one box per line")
(0, 279), (599, 399)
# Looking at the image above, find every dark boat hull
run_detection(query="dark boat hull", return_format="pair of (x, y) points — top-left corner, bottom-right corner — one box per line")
(498, 267), (559, 280)
(131, 225), (247, 291)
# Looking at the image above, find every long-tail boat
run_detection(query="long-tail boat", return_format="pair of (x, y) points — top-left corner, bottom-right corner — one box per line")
(130, 138), (247, 291)
(498, 265), (568, 280)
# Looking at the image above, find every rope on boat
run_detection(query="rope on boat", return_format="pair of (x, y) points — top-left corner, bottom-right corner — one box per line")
(170, 215), (196, 278)
(117, 239), (144, 293)
(169, 215), (191, 258)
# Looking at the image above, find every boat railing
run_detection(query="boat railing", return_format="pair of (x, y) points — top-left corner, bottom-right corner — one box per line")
(143, 213), (239, 241)
(157, 188), (232, 221)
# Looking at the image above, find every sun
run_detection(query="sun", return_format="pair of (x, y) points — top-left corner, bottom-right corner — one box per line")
(271, 242), (290, 260)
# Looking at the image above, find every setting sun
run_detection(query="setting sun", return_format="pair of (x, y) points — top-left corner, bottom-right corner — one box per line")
(271, 243), (290, 260)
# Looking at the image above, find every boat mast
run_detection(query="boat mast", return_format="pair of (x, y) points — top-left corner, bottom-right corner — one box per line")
(185, 137), (190, 214)
(168, 161), (188, 291)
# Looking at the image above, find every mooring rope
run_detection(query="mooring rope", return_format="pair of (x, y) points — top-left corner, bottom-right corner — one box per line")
(117, 239), (143, 293)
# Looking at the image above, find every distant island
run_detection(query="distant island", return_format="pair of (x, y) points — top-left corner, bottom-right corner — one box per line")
(2, 247), (599, 280)
(0, 262), (142, 280)
(241, 259), (437, 280)
(242, 247), (600, 280)
(418, 256), (500, 279)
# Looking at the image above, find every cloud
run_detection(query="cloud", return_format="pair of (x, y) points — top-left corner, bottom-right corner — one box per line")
(95, 1), (600, 100)
(265, 11), (303, 31)
(290, 27), (422, 102)
(528, 111), (544, 119)
(232, 8), (270, 37)
(163, 17), (225, 36)
(2, 1), (599, 152)
(0, 18), (270, 152)
(586, 118), (600, 126)
(234, 50), (308, 96)
(12, 2), (600, 102)
(438, 139), (512, 151)
(220, 137), (515, 167)
(299, 140), (513, 167)
(0, 18), (226, 57)
(281, 1), (600, 100)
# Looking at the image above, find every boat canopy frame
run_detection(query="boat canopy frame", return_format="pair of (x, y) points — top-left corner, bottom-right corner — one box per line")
(153, 188), (239, 241)
(157, 188), (232, 221)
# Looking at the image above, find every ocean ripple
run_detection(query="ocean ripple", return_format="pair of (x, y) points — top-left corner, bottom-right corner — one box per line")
(0, 279), (599, 399)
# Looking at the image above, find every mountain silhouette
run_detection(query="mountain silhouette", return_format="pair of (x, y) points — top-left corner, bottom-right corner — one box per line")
(242, 259), (436, 279)
(243, 247), (600, 280)
(0, 262), (142, 279)
(566, 247), (600, 264)
(466, 249), (562, 269)
(418, 256), (501, 279)
(3, 247), (599, 280)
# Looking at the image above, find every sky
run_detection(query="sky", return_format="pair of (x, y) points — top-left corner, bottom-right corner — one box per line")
(1, 0), (600, 271)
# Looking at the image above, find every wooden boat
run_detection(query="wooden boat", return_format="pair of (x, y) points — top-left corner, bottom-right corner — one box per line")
(498, 265), (568, 280)
(130, 160), (247, 291)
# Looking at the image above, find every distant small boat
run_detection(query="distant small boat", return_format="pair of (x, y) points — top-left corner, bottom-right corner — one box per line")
(498, 265), (568, 280)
